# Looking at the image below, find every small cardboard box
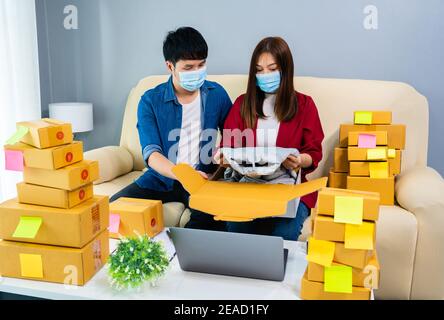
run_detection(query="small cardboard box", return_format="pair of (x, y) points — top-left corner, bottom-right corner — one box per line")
(307, 253), (380, 288)
(4, 141), (83, 170)
(317, 188), (380, 221)
(335, 242), (373, 269)
(109, 197), (164, 239)
(349, 150), (401, 177)
(17, 118), (73, 149)
(354, 111), (392, 125)
(339, 124), (406, 149)
(334, 148), (349, 173)
(0, 230), (109, 286)
(0, 195), (109, 248)
(172, 164), (327, 222)
(348, 131), (388, 146)
(348, 147), (388, 161)
(347, 176), (395, 206)
(17, 182), (93, 209)
(328, 168), (347, 189)
(300, 270), (371, 300)
(23, 160), (99, 191)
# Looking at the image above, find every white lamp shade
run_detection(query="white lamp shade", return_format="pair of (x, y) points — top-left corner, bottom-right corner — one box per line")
(49, 103), (94, 133)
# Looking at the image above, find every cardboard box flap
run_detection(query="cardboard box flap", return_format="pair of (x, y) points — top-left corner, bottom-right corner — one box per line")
(172, 164), (327, 222)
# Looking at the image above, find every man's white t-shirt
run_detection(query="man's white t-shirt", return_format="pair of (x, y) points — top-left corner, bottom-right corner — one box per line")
(256, 94), (280, 147)
(177, 92), (202, 166)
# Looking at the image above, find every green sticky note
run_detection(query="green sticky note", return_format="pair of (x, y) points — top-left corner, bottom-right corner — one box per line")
(354, 111), (373, 125)
(13, 217), (42, 239)
(5, 126), (29, 145)
(334, 196), (363, 225)
(324, 265), (353, 293)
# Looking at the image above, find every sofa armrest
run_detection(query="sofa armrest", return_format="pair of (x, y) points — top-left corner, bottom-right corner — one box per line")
(84, 146), (134, 184)
(395, 166), (444, 299)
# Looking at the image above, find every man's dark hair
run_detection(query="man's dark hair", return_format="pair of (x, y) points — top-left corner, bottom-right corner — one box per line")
(163, 27), (208, 65)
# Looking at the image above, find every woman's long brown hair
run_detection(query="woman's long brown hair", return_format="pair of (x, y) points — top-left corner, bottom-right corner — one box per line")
(241, 37), (297, 128)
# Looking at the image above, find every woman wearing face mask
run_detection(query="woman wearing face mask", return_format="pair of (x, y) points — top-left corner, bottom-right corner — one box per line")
(216, 37), (324, 241)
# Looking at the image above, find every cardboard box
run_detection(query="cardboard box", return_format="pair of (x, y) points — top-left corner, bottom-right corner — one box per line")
(171, 164), (328, 222)
(23, 160), (99, 191)
(0, 230), (109, 286)
(0, 195), (109, 248)
(347, 176), (395, 206)
(4, 141), (83, 170)
(334, 148), (349, 173)
(17, 182), (93, 209)
(16, 118), (73, 149)
(349, 150), (401, 176)
(328, 168), (347, 189)
(348, 147), (388, 161)
(317, 188), (380, 221)
(334, 242), (373, 269)
(109, 197), (164, 239)
(354, 111), (392, 125)
(300, 270), (371, 300)
(339, 124), (406, 149)
(348, 131), (388, 146)
(307, 253), (380, 288)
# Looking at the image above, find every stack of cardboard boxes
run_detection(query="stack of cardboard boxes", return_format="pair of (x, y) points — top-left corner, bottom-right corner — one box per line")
(301, 188), (381, 300)
(0, 119), (109, 286)
(329, 111), (406, 205)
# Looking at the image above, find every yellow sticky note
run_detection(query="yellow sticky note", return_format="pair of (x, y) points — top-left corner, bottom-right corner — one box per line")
(345, 222), (375, 250)
(369, 162), (389, 178)
(19, 254), (43, 278)
(354, 111), (373, 125)
(387, 149), (396, 159)
(13, 217), (42, 239)
(324, 265), (353, 293)
(334, 196), (363, 225)
(306, 237), (335, 267)
(367, 148), (387, 160)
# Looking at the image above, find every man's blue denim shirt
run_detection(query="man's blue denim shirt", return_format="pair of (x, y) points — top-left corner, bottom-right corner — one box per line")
(135, 76), (232, 192)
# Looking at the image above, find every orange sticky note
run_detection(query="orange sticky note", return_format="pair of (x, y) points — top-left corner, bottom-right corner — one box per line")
(324, 265), (353, 293)
(367, 148), (387, 160)
(345, 222), (375, 250)
(19, 254), (43, 278)
(334, 196), (363, 225)
(306, 237), (335, 267)
(369, 162), (389, 178)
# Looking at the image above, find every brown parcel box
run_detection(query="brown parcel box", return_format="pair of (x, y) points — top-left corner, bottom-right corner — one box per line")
(347, 176), (395, 206)
(317, 188), (380, 221)
(300, 270), (371, 300)
(348, 131), (388, 146)
(349, 150), (402, 177)
(307, 253), (380, 288)
(328, 168), (347, 189)
(334, 148), (349, 173)
(348, 147), (388, 161)
(354, 111), (392, 125)
(23, 160), (99, 191)
(17, 118), (73, 149)
(17, 182), (93, 209)
(0, 195), (109, 248)
(339, 124), (406, 149)
(0, 230), (109, 286)
(109, 197), (164, 239)
(334, 242), (373, 269)
(4, 141), (83, 170)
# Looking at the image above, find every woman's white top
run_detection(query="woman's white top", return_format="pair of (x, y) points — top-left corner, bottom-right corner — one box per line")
(256, 94), (280, 147)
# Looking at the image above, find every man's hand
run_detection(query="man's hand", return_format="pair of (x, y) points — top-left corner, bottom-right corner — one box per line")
(197, 171), (209, 179)
(283, 155), (302, 171)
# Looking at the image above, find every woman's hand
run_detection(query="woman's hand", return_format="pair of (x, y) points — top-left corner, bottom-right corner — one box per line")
(283, 155), (302, 171)
(213, 149), (230, 168)
(197, 171), (209, 179)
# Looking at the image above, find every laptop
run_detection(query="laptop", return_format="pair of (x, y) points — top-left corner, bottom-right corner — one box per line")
(168, 227), (289, 281)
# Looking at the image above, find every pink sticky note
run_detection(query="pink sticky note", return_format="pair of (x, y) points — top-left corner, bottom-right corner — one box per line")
(5, 149), (24, 171)
(358, 134), (377, 148)
(108, 213), (120, 234)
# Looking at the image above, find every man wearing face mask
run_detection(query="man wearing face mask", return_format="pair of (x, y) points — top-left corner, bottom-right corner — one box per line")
(110, 27), (232, 231)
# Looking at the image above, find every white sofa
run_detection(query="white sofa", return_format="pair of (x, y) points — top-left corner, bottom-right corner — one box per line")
(85, 75), (444, 300)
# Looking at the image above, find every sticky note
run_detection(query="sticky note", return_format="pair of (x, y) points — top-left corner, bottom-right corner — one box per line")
(324, 265), (353, 293)
(345, 222), (375, 250)
(367, 148), (387, 160)
(334, 196), (363, 225)
(354, 111), (372, 125)
(13, 217), (42, 239)
(20, 254), (43, 278)
(109, 213), (120, 234)
(358, 134), (377, 149)
(4, 149), (24, 171)
(306, 237), (335, 267)
(5, 126), (29, 145)
(387, 149), (396, 159)
(369, 162), (389, 178)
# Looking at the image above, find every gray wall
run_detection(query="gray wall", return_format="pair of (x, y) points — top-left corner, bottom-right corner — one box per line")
(35, 0), (444, 175)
